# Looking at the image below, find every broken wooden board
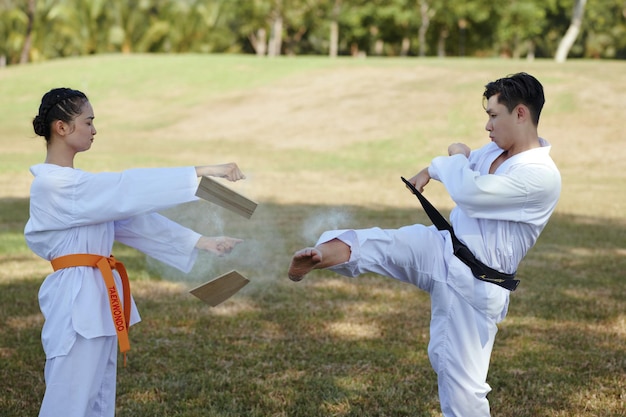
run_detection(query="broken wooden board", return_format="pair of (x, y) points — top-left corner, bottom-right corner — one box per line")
(189, 270), (250, 307)
(196, 176), (257, 219)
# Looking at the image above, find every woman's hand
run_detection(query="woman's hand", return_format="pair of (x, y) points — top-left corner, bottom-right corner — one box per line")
(195, 236), (243, 257)
(195, 163), (245, 182)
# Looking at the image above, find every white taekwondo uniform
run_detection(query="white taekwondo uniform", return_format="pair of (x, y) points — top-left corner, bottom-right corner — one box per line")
(315, 139), (561, 416)
(25, 164), (202, 417)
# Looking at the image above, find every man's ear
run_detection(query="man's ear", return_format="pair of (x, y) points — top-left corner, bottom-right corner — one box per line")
(515, 104), (530, 123)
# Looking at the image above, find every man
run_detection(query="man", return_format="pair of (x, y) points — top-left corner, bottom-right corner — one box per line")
(287, 72), (561, 416)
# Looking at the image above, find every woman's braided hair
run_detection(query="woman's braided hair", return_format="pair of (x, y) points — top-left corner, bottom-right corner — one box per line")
(33, 88), (88, 141)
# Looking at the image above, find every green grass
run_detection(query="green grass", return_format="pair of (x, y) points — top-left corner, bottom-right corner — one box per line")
(0, 55), (625, 416)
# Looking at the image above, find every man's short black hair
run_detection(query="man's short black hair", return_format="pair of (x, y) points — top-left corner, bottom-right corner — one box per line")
(483, 73), (545, 125)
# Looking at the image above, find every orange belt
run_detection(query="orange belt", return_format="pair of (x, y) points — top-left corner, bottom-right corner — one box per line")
(51, 254), (131, 365)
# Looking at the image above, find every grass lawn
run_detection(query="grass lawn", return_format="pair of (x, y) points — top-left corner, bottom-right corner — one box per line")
(0, 54), (624, 416)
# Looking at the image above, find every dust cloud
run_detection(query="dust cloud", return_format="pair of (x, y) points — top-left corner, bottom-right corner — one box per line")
(144, 198), (352, 294)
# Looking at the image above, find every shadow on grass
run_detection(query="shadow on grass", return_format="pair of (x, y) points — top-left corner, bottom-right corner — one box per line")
(1, 197), (624, 416)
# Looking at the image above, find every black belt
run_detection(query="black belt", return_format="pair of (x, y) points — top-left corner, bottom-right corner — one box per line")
(401, 177), (520, 291)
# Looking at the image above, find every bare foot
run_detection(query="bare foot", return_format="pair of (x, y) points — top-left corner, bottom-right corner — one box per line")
(288, 247), (322, 282)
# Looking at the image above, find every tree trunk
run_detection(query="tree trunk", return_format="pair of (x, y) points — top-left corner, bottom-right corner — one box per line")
(437, 28), (448, 57)
(329, 21), (339, 57)
(526, 40), (535, 61)
(418, 0), (431, 57)
(400, 37), (410, 56)
(19, 0), (35, 64)
(458, 19), (467, 57)
(374, 39), (384, 55)
(555, 0), (587, 63)
(350, 43), (362, 57)
(267, 15), (283, 57)
(512, 33), (521, 59)
(249, 28), (267, 56)
(329, 0), (340, 57)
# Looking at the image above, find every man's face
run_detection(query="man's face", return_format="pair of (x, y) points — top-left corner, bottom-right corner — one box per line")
(484, 94), (517, 151)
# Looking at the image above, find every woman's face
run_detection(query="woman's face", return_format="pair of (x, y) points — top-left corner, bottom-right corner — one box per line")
(65, 101), (97, 153)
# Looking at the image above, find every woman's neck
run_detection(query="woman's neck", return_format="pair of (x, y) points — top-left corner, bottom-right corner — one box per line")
(45, 144), (75, 168)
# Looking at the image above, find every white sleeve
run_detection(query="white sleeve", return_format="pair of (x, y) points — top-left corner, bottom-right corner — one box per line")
(29, 166), (199, 230)
(429, 154), (560, 224)
(114, 213), (201, 273)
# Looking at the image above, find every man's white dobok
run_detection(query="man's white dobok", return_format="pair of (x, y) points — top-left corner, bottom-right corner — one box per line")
(312, 139), (561, 416)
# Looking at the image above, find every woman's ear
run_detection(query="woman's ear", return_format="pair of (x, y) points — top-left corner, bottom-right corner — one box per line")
(51, 120), (69, 137)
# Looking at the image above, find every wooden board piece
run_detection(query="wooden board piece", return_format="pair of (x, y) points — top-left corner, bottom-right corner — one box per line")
(189, 270), (250, 307)
(196, 176), (257, 219)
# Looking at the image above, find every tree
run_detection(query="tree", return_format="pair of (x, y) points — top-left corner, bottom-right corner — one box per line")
(18, 0), (33, 63)
(280, 0), (319, 56)
(425, 0), (493, 57)
(417, 0), (433, 56)
(1, 0), (624, 64)
(329, 0), (340, 57)
(579, 0), (626, 59)
(555, 0), (587, 62)
(373, 0), (421, 56)
(495, 0), (546, 59)
(229, 0), (267, 55)
(266, 2), (282, 56)
(0, 1), (25, 65)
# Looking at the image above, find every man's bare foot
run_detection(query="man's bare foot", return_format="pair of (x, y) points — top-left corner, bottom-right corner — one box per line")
(288, 247), (322, 282)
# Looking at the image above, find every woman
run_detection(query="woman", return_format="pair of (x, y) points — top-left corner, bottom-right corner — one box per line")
(25, 87), (245, 417)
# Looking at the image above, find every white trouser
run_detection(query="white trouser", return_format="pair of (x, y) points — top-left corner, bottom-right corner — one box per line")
(39, 334), (117, 417)
(317, 225), (509, 417)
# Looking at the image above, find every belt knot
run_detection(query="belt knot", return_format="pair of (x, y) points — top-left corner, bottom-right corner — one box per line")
(106, 255), (118, 269)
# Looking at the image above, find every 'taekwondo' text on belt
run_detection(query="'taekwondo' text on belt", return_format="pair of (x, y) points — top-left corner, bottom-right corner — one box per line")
(50, 254), (132, 364)
(401, 177), (520, 291)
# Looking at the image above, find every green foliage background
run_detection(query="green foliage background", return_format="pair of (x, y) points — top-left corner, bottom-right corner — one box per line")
(1, 0), (626, 65)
